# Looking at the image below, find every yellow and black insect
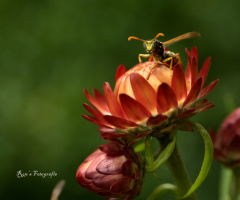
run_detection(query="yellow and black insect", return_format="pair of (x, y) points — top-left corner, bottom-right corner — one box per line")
(128, 32), (200, 69)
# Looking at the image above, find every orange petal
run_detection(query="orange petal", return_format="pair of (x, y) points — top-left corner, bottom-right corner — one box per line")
(120, 94), (152, 122)
(198, 79), (219, 99)
(157, 83), (178, 114)
(130, 73), (157, 114)
(104, 115), (138, 129)
(198, 57), (211, 87)
(103, 82), (127, 119)
(171, 64), (187, 102)
(115, 64), (127, 83)
(182, 77), (202, 108)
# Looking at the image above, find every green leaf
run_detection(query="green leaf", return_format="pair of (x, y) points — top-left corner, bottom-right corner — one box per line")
(147, 183), (178, 200)
(144, 135), (154, 167)
(134, 142), (145, 152)
(146, 134), (176, 172)
(181, 121), (213, 198)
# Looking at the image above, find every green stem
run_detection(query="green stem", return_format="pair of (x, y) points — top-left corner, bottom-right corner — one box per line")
(159, 137), (197, 200)
(232, 167), (240, 200)
(219, 166), (232, 200)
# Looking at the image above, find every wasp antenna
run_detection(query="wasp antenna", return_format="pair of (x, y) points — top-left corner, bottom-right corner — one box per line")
(128, 36), (145, 42)
(151, 33), (164, 42)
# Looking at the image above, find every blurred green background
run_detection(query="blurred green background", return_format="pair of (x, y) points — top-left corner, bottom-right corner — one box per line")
(1, 0), (240, 199)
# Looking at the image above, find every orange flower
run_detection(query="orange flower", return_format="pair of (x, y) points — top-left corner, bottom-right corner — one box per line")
(83, 47), (218, 142)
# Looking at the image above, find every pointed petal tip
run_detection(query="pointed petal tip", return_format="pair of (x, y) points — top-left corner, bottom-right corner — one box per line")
(182, 77), (202, 108)
(115, 64), (127, 83)
(172, 64), (187, 101)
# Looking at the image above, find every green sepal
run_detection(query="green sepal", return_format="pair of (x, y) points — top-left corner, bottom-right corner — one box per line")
(146, 134), (177, 172)
(181, 121), (213, 198)
(144, 135), (154, 167)
(147, 183), (178, 200)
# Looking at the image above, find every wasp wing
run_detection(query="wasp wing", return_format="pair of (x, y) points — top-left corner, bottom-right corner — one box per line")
(163, 32), (200, 47)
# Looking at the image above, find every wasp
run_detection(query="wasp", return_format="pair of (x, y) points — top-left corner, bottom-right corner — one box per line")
(128, 32), (200, 69)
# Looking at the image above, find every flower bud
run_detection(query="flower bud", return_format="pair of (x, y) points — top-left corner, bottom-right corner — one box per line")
(76, 142), (143, 199)
(211, 108), (240, 167)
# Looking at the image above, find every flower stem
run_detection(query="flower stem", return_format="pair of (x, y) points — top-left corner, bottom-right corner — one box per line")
(232, 167), (240, 200)
(219, 166), (232, 200)
(159, 136), (197, 200)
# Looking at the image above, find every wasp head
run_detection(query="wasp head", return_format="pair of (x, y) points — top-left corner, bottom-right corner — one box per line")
(128, 33), (164, 54)
(143, 40), (162, 54)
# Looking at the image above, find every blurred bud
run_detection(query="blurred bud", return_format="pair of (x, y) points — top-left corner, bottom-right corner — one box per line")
(211, 108), (240, 167)
(76, 143), (144, 199)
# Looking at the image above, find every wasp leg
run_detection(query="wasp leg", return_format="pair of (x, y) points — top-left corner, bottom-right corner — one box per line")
(162, 53), (181, 69)
(146, 62), (160, 80)
(138, 54), (151, 64)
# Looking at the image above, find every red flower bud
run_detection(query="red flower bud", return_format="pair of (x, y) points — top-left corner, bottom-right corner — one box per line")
(211, 108), (240, 167)
(76, 143), (143, 199)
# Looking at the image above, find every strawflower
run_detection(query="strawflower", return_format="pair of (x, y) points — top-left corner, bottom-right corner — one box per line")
(83, 47), (218, 143)
(211, 107), (240, 168)
(76, 142), (143, 200)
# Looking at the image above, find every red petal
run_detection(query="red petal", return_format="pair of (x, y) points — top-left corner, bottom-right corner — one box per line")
(191, 46), (198, 64)
(174, 108), (196, 120)
(182, 77), (202, 108)
(85, 154), (106, 179)
(83, 103), (111, 126)
(110, 177), (134, 192)
(115, 64), (127, 83)
(100, 132), (129, 140)
(185, 48), (192, 82)
(97, 156), (126, 175)
(146, 114), (168, 126)
(122, 160), (138, 178)
(191, 57), (198, 87)
(120, 94), (152, 122)
(93, 89), (109, 109)
(185, 48), (198, 86)
(82, 114), (110, 127)
(104, 115), (138, 129)
(171, 64), (187, 102)
(198, 79), (219, 99)
(103, 82), (127, 119)
(195, 103), (215, 113)
(178, 120), (194, 132)
(130, 73), (157, 113)
(83, 149), (104, 163)
(198, 57), (211, 86)
(99, 143), (123, 156)
(157, 83), (178, 114)
(84, 89), (110, 114)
